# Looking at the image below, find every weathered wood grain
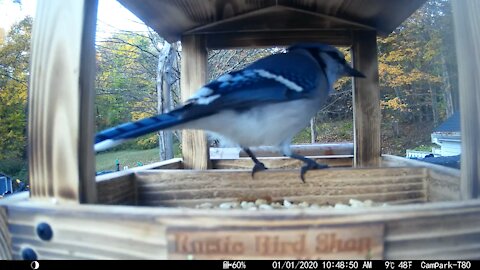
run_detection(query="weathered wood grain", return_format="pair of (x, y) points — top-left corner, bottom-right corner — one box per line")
(134, 167), (427, 206)
(237, 143), (354, 157)
(211, 156), (353, 169)
(95, 159), (183, 205)
(109, 158), (183, 171)
(205, 30), (355, 49)
(452, 1), (480, 199)
(0, 206), (12, 259)
(96, 173), (136, 205)
(28, 0), (98, 203)
(352, 31), (381, 168)
(180, 35), (210, 170)
(3, 200), (480, 259)
(185, 6), (372, 37)
(382, 155), (461, 202)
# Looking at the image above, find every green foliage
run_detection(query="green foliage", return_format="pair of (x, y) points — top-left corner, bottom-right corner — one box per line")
(0, 158), (28, 182)
(136, 134), (159, 150)
(95, 32), (160, 132)
(292, 120), (354, 144)
(378, 0), (457, 124)
(292, 128), (311, 144)
(0, 17), (31, 161)
(412, 144), (439, 152)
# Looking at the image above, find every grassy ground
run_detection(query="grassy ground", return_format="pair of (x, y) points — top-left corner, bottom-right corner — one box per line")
(96, 148), (163, 172)
(292, 119), (354, 144)
(96, 142), (182, 172)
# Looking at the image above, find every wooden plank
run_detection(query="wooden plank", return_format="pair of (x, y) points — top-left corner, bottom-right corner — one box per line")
(212, 156), (353, 169)
(95, 158), (183, 204)
(121, 158), (183, 171)
(28, 0), (98, 203)
(381, 155), (461, 202)
(134, 167), (427, 206)
(180, 35), (210, 170)
(96, 173), (136, 205)
(0, 206), (12, 259)
(167, 223), (384, 259)
(7, 204), (168, 259)
(205, 30), (354, 49)
(452, 1), (480, 199)
(385, 210), (480, 259)
(3, 200), (480, 259)
(186, 6), (372, 37)
(239, 143), (354, 157)
(210, 144), (354, 160)
(352, 31), (381, 168)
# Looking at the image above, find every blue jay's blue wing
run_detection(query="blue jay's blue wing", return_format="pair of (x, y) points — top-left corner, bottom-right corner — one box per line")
(94, 51), (324, 152)
(182, 51), (323, 116)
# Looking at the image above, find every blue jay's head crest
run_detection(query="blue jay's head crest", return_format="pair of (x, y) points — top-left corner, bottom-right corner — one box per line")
(288, 43), (365, 78)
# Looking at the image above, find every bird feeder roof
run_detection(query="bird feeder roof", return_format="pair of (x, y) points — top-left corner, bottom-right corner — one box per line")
(118, 0), (427, 43)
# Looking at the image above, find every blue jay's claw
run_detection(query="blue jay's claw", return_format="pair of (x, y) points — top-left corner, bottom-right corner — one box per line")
(284, 153), (329, 183)
(299, 160), (329, 183)
(251, 162), (268, 179)
(242, 147), (268, 179)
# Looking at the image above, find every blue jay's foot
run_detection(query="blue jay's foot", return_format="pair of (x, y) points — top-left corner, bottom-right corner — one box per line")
(286, 153), (329, 183)
(251, 162), (268, 178)
(299, 159), (328, 183)
(243, 147), (268, 179)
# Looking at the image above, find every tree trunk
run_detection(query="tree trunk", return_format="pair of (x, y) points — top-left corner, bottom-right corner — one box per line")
(429, 83), (438, 126)
(310, 117), (317, 144)
(157, 42), (174, 161)
(441, 54), (455, 118)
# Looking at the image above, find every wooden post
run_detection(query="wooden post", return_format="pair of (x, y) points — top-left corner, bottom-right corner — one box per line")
(452, 1), (480, 199)
(28, 0), (98, 203)
(351, 31), (381, 168)
(180, 35), (210, 169)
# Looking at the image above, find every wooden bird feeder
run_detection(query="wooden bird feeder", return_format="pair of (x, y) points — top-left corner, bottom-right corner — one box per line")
(1, 0), (479, 260)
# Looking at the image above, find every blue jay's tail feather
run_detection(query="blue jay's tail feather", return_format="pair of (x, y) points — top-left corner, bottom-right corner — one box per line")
(94, 107), (193, 152)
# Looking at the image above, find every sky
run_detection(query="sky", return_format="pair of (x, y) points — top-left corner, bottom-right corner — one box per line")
(0, 0), (148, 39)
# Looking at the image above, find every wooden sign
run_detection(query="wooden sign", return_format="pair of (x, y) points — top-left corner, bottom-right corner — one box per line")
(167, 223), (384, 259)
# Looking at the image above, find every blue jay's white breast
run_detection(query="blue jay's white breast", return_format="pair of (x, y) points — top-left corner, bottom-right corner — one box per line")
(187, 99), (321, 147)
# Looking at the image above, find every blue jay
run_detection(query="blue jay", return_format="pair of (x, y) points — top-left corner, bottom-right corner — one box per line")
(95, 43), (364, 182)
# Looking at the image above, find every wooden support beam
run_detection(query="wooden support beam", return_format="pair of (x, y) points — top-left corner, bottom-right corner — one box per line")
(0, 206), (11, 259)
(452, 1), (480, 199)
(28, 0), (98, 203)
(205, 30), (354, 49)
(180, 35), (210, 169)
(352, 31), (381, 167)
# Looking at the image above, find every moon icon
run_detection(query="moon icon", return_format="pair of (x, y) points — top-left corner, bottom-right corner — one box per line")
(30, 261), (40, 270)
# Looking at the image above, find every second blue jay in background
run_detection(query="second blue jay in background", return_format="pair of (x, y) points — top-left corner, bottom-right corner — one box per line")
(95, 43), (365, 182)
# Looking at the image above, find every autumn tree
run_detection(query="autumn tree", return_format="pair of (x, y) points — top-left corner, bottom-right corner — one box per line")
(379, 0), (457, 125)
(0, 17), (31, 160)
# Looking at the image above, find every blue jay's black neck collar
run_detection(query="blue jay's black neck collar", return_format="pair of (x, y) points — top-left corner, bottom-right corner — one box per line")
(288, 43), (365, 79)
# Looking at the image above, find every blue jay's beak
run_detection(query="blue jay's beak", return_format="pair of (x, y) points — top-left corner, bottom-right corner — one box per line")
(344, 65), (365, 78)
